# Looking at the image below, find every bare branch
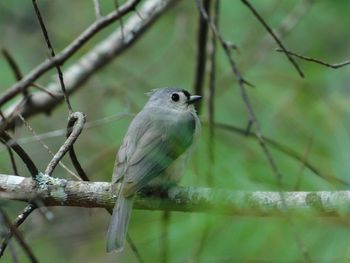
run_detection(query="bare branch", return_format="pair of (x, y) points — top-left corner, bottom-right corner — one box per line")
(196, 0), (283, 187)
(1, 174), (350, 217)
(1, 49), (23, 82)
(276, 49), (350, 69)
(193, 0), (211, 114)
(0, 208), (38, 263)
(0, 132), (38, 178)
(18, 114), (79, 180)
(66, 113), (89, 181)
(0, 0), (142, 107)
(45, 112), (86, 176)
(31, 0), (73, 113)
(0, 204), (36, 258)
(1, 0), (175, 130)
(241, 0), (305, 78)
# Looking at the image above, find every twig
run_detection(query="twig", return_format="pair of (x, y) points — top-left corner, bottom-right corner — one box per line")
(93, 0), (102, 19)
(0, 204), (36, 259)
(45, 112), (86, 176)
(0, 0), (142, 107)
(1, 48), (29, 100)
(193, 0), (211, 114)
(126, 234), (145, 263)
(0, 132), (38, 177)
(247, 0), (313, 66)
(66, 112), (89, 181)
(276, 49), (350, 69)
(113, 0), (125, 42)
(294, 138), (313, 190)
(207, 0), (219, 187)
(31, 0), (73, 113)
(215, 122), (349, 187)
(18, 114), (80, 180)
(1, 138), (18, 175)
(7, 242), (19, 263)
(1, 49), (23, 83)
(0, 208), (38, 263)
(241, 0), (304, 78)
(2, 48), (59, 100)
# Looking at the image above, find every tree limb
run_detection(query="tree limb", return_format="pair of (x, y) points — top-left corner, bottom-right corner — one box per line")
(1, 174), (350, 217)
(1, 0), (176, 130)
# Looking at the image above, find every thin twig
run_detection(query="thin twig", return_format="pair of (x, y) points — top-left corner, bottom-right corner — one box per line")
(1, 48), (29, 100)
(0, 132), (38, 177)
(7, 242), (19, 263)
(1, 49), (23, 82)
(66, 112), (89, 181)
(1, 138), (18, 175)
(193, 0), (211, 114)
(0, 204), (36, 259)
(30, 83), (59, 100)
(207, 0), (219, 187)
(276, 49), (350, 69)
(241, 0), (304, 78)
(113, 0), (125, 42)
(294, 138), (313, 190)
(215, 122), (348, 187)
(0, 208), (38, 263)
(31, 0), (73, 113)
(127, 234), (145, 263)
(18, 114), (80, 180)
(1, 48), (59, 100)
(93, 0), (102, 19)
(246, 0), (313, 67)
(45, 112), (86, 176)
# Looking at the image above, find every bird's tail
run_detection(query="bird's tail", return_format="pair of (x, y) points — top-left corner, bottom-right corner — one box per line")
(106, 195), (134, 252)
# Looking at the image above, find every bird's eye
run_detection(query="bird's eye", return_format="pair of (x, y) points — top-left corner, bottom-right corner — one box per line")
(171, 93), (180, 102)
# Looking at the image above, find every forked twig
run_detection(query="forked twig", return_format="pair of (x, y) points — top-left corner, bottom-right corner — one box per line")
(241, 0), (304, 78)
(0, 204), (37, 259)
(0, 208), (38, 263)
(45, 112), (86, 176)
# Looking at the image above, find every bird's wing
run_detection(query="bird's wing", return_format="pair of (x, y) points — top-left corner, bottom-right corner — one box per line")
(113, 108), (196, 197)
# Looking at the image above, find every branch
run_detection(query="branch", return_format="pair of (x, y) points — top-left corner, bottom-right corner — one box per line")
(1, 0), (175, 129)
(276, 49), (350, 69)
(241, 0), (304, 78)
(0, 0), (141, 107)
(1, 174), (350, 217)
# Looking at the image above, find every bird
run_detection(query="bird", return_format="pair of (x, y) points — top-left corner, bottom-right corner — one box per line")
(106, 87), (201, 252)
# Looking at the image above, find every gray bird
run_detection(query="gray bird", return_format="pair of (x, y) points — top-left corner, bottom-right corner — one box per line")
(106, 87), (201, 252)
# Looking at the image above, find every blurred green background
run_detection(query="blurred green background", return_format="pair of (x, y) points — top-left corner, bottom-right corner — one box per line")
(1, 0), (350, 262)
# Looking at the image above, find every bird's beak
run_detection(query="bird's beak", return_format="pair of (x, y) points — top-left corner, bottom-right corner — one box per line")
(188, 95), (202, 104)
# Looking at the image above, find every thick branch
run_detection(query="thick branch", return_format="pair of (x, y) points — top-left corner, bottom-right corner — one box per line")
(0, 0), (141, 107)
(1, 174), (350, 217)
